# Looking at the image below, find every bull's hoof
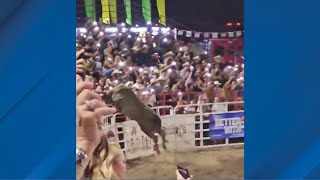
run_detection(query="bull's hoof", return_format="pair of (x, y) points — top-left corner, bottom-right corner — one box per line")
(154, 144), (160, 154)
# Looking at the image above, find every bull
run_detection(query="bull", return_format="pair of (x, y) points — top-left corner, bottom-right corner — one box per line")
(102, 84), (167, 154)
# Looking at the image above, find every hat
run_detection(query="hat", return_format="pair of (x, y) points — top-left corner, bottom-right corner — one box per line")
(164, 51), (174, 57)
(214, 55), (223, 63)
(153, 69), (160, 74)
(125, 81), (134, 87)
(214, 55), (222, 60)
(131, 46), (140, 51)
(182, 62), (190, 67)
(214, 81), (221, 85)
(140, 44), (149, 50)
(111, 69), (122, 75)
(159, 64), (166, 70)
(158, 75), (166, 81)
(132, 83), (145, 90)
(120, 48), (129, 55)
(193, 56), (200, 61)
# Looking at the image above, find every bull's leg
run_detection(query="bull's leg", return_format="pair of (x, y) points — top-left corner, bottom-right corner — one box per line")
(160, 129), (168, 150)
(152, 134), (160, 154)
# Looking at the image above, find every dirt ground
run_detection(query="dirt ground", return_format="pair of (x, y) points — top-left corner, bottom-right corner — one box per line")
(126, 145), (244, 180)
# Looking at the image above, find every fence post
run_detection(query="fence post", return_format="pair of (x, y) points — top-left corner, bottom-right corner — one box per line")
(162, 93), (166, 115)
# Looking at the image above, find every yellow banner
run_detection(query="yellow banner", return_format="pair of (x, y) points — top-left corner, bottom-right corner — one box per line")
(156, 0), (166, 26)
(109, 0), (117, 24)
(101, 0), (110, 24)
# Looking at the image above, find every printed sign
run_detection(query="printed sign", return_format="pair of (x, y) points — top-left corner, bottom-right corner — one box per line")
(102, 116), (119, 143)
(209, 111), (244, 139)
(122, 121), (156, 160)
(161, 115), (195, 152)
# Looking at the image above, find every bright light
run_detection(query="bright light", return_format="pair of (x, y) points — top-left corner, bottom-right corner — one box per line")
(79, 28), (87, 33)
(150, 88), (155, 93)
(178, 92), (182, 96)
(234, 67), (238, 71)
(163, 38), (168, 43)
(130, 27), (139, 32)
(171, 61), (177, 66)
(93, 21), (97, 26)
(119, 33), (122, 36)
(204, 51), (208, 55)
(121, 22), (126, 27)
(135, 24), (139, 27)
(168, 69), (172, 73)
(151, 27), (160, 31)
(190, 66), (194, 70)
(96, 43), (101, 47)
(242, 64), (244, 68)
(119, 61), (125, 67)
(207, 63), (211, 67)
(179, 47), (183, 51)
(161, 27), (170, 34)
(129, 67), (133, 71)
(105, 27), (118, 33)
(127, 34), (132, 38)
(227, 22), (233, 26)
(121, 28), (127, 33)
(139, 68), (143, 72)
(147, 21), (152, 25)
(94, 26), (99, 31)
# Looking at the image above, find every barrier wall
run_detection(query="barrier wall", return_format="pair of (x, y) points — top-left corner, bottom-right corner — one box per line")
(103, 102), (244, 160)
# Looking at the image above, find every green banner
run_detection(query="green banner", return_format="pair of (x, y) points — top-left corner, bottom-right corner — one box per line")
(142, 0), (151, 22)
(84, 0), (96, 19)
(124, 0), (132, 25)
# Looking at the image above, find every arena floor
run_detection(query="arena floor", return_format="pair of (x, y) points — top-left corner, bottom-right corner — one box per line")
(126, 145), (244, 180)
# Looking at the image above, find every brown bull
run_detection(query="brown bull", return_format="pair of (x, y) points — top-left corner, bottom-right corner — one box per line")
(102, 84), (167, 154)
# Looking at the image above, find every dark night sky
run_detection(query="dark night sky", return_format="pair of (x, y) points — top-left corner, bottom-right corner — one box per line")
(76, 0), (243, 31)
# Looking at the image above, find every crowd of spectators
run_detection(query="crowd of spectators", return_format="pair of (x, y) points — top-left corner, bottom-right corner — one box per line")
(76, 20), (244, 114)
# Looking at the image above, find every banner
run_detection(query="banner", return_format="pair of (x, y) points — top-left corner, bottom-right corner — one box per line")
(84, 0), (96, 19)
(156, 0), (166, 26)
(142, 0), (152, 22)
(209, 111), (244, 139)
(161, 115), (195, 152)
(101, 0), (110, 24)
(124, 0), (132, 25)
(122, 121), (156, 160)
(109, 0), (117, 24)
